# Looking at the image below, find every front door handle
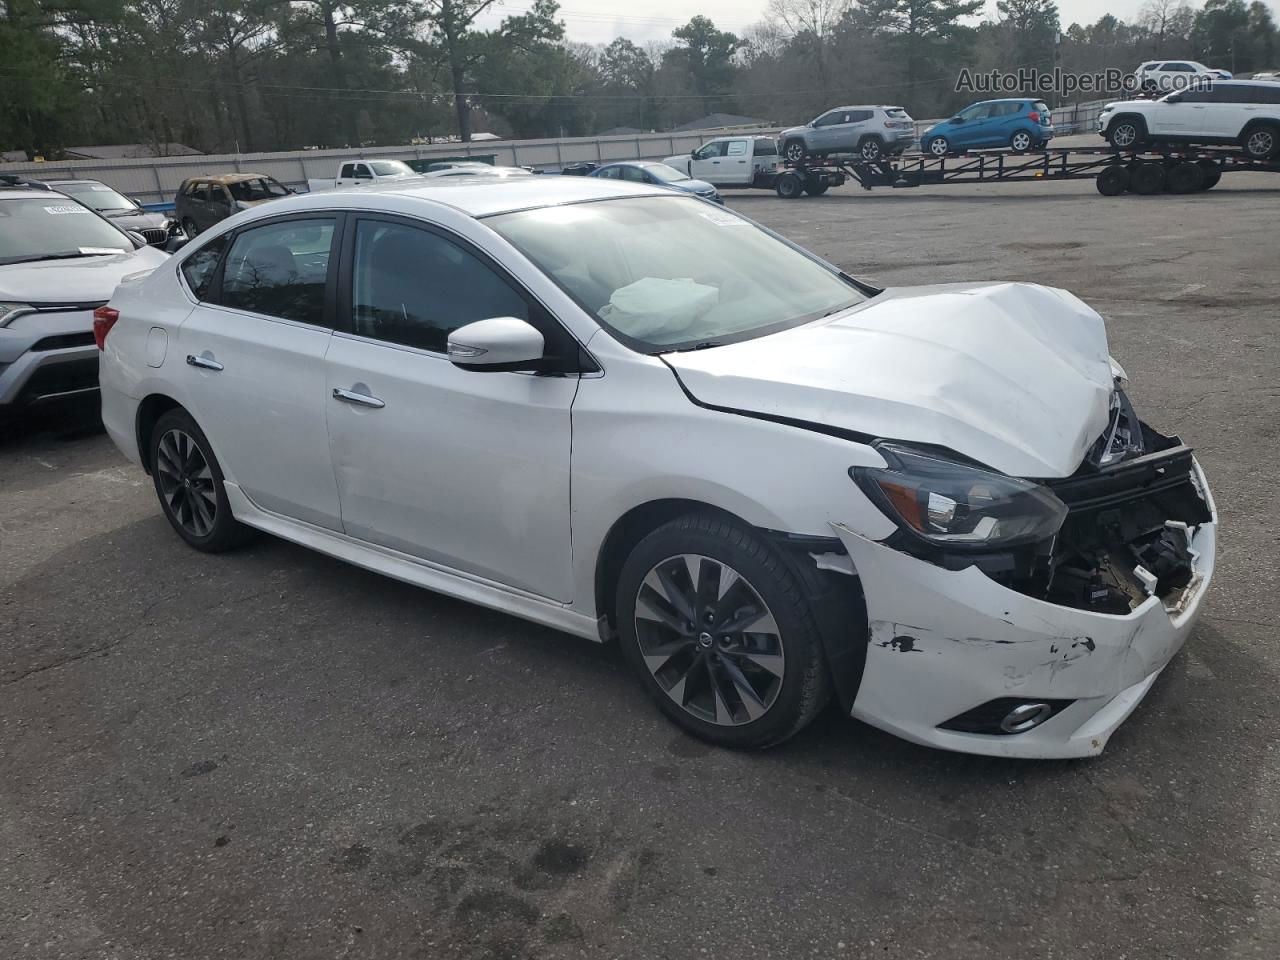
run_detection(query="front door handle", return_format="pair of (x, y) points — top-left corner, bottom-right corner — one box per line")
(186, 354), (223, 371)
(332, 387), (385, 409)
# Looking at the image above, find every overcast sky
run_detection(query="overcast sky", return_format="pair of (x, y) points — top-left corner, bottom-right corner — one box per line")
(476, 1), (1162, 47)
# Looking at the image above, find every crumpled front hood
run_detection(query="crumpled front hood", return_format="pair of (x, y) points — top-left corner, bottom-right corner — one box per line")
(664, 282), (1116, 479)
(104, 209), (169, 231)
(0, 247), (169, 304)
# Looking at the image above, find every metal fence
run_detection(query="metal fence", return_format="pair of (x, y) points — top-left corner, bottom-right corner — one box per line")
(0, 99), (1112, 206)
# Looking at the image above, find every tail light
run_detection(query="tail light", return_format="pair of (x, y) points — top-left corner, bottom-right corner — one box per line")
(1028, 111), (1041, 123)
(92, 305), (120, 350)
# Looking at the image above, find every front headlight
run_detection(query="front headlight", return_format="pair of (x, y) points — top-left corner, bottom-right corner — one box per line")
(852, 443), (1067, 550)
(0, 302), (35, 327)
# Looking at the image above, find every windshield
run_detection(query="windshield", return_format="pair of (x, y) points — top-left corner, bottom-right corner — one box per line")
(488, 196), (865, 351)
(227, 177), (290, 202)
(0, 198), (131, 264)
(646, 164), (690, 184)
(370, 160), (414, 176)
(54, 182), (137, 213)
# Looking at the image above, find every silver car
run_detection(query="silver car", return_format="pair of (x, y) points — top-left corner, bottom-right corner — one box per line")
(0, 186), (168, 416)
(779, 105), (916, 164)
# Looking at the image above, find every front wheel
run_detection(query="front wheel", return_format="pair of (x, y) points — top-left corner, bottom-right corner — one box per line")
(1107, 119), (1145, 150)
(150, 408), (255, 552)
(616, 513), (832, 749)
(927, 137), (950, 157)
(783, 139), (807, 164)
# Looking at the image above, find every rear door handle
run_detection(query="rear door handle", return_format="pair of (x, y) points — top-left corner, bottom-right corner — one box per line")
(186, 354), (223, 371)
(332, 387), (385, 409)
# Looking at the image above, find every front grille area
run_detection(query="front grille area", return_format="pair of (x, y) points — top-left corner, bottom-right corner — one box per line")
(18, 357), (100, 404)
(30, 332), (95, 351)
(140, 227), (169, 246)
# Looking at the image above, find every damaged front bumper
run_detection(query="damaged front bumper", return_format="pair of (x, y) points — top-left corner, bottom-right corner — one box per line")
(830, 458), (1217, 759)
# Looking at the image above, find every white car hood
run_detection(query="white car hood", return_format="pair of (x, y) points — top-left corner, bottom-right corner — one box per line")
(664, 282), (1116, 479)
(0, 247), (168, 304)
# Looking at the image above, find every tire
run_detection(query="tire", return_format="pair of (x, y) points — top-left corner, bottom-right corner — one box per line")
(1009, 129), (1034, 152)
(615, 513), (833, 749)
(1130, 161), (1166, 195)
(775, 171), (805, 199)
(149, 408), (255, 553)
(181, 217), (199, 238)
(803, 175), (829, 196)
(926, 136), (950, 157)
(783, 139), (807, 164)
(1107, 117), (1146, 150)
(858, 137), (884, 162)
(1241, 123), (1279, 160)
(1166, 160), (1204, 194)
(1096, 165), (1130, 196)
(1198, 159), (1222, 190)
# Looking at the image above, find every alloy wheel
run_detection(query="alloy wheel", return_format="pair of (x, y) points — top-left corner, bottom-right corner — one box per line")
(1112, 124), (1137, 148)
(633, 554), (785, 727)
(1011, 132), (1032, 151)
(156, 428), (217, 538)
(860, 140), (882, 161)
(929, 138), (949, 157)
(785, 142), (805, 163)
(1247, 129), (1275, 158)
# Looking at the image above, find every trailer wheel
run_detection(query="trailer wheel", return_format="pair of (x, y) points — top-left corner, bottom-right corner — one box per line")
(1166, 160), (1204, 194)
(776, 172), (806, 199)
(1197, 159), (1222, 190)
(1130, 161), (1166, 195)
(1096, 165), (1129, 196)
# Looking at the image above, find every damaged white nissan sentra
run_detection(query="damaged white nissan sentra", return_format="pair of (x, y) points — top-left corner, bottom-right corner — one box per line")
(97, 177), (1215, 758)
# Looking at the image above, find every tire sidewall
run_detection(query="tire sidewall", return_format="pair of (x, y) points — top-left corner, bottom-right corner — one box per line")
(1242, 124), (1277, 159)
(150, 408), (243, 552)
(615, 517), (829, 749)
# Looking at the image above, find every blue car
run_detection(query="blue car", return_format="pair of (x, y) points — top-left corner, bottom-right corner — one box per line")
(589, 161), (723, 203)
(920, 99), (1054, 157)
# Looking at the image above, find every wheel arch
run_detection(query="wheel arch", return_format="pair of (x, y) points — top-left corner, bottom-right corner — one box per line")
(135, 393), (183, 474)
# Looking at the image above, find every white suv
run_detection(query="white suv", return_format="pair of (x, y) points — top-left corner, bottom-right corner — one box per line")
(1099, 81), (1280, 158)
(1134, 60), (1228, 93)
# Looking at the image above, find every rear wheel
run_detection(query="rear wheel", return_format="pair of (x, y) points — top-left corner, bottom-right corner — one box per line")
(150, 408), (254, 552)
(616, 513), (832, 749)
(783, 139), (807, 164)
(1009, 129), (1034, 152)
(803, 174), (829, 196)
(181, 217), (199, 238)
(1096, 165), (1130, 196)
(775, 171), (805, 199)
(1198, 159), (1222, 190)
(1130, 161), (1166, 195)
(1166, 160), (1204, 194)
(1241, 123), (1279, 160)
(857, 137), (884, 162)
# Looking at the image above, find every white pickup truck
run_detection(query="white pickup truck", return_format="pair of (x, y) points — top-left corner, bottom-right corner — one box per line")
(306, 158), (421, 193)
(663, 135), (781, 188)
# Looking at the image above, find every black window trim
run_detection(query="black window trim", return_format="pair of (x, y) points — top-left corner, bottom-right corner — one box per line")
(193, 211), (344, 329)
(333, 210), (600, 376)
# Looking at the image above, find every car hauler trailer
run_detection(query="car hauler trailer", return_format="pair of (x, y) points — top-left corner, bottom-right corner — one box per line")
(773, 145), (1280, 198)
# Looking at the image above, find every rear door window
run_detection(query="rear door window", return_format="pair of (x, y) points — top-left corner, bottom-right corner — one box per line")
(215, 217), (337, 324)
(725, 140), (748, 156)
(180, 236), (228, 300)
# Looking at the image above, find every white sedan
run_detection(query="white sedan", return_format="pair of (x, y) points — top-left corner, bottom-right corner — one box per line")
(96, 176), (1216, 758)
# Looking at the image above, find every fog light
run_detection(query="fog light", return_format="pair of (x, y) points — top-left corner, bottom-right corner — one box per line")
(1000, 702), (1054, 733)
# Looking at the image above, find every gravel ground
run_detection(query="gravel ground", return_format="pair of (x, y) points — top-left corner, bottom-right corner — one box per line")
(2, 171), (1278, 960)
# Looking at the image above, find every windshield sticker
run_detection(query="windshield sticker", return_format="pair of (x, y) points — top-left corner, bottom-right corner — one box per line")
(44, 204), (91, 215)
(78, 246), (124, 254)
(697, 208), (747, 226)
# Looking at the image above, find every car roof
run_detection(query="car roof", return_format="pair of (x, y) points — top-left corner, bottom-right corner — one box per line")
(43, 178), (107, 185)
(187, 173), (275, 184)
(0, 187), (57, 201)
(253, 176), (670, 219)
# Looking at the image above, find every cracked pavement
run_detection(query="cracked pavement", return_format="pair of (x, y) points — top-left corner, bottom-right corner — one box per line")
(2, 174), (1278, 959)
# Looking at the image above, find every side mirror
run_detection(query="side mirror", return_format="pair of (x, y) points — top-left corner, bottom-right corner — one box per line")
(951, 116), (964, 123)
(447, 317), (545, 371)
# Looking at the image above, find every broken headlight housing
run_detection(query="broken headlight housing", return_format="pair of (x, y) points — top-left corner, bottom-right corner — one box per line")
(852, 443), (1068, 550)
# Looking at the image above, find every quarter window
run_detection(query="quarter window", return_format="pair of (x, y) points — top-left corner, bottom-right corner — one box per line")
(180, 236), (227, 300)
(216, 217), (336, 324)
(753, 139), (778, 156)
(351, 220), (529, 353)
